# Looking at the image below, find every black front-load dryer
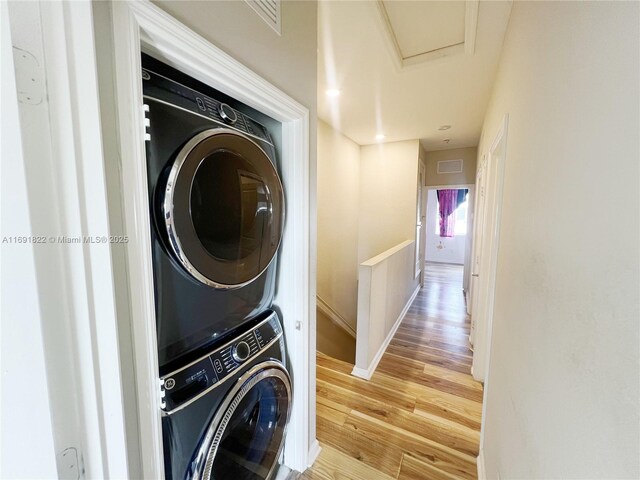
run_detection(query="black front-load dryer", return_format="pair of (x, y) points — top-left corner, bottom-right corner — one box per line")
(142, 55), (285, 370)
(160, 310), (291, 480)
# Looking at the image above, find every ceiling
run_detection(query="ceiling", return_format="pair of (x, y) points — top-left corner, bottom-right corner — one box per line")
(318, 1), (512, 150)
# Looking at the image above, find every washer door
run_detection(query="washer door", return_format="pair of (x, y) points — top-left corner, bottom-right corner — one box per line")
(190, 362), (292, 480)
(164, 129), (284, 289)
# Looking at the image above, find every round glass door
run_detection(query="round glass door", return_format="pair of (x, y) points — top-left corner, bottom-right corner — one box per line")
(164, 129), (284, 289)
(191, 363), (292, 480)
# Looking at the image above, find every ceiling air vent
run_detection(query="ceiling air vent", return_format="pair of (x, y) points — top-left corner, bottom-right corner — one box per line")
(437, 159), (463, 174)
(245, 0), (281, 35)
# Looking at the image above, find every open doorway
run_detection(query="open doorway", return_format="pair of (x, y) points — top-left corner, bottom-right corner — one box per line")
(424, 185), (475, 292)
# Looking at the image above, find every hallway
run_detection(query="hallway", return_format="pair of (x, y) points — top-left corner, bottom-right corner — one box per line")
(305, 263), (483, 479)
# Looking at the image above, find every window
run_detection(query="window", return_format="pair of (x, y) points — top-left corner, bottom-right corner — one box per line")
(434, 193), (468, 236)
(454, 197), (468, 236)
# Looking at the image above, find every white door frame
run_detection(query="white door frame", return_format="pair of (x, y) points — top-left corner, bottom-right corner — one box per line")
(6, 1), (129, 477)
(471, 114), (509, 383)
(109, 2), (315, 477)
(468, 156), (486, 330)
(415, 161), (427, 284)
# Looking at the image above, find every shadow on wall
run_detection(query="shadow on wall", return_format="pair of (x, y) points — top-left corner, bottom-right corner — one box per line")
(316, 308), (355, 364)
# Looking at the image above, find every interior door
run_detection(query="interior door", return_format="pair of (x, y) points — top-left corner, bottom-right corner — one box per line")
(469, 156), (487, 344)
(469, 115), (508, 382)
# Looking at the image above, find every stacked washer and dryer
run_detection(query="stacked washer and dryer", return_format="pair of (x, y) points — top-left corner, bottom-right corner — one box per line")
(142, 54), (292, 480)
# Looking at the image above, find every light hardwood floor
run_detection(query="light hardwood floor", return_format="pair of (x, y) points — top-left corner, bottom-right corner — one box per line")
(303, 263), (483, 480)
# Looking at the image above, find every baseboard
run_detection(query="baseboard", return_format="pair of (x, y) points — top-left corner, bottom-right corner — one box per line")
(425, 260), (464, 266)
(477, 449), (486, 480)
(274, 465), (294, 480)
(351, 285), (420, 380)
(316, 295), (356, 338)
(307, 439), (321, 467)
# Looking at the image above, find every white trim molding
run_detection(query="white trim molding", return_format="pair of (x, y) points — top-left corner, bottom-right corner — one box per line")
(352, 284), (420, 380)
(316, 295), (356, 338)
(7, 1), (129, 477)
(307, 440), (322, 468)
(109, 1), (314, 477)
(464, 0), (479, 55)
(477, 449), (487, 480)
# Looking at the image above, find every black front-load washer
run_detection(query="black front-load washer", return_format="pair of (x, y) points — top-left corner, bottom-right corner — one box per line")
(160, 310), (291, 480)
(142, 55), (285, 370)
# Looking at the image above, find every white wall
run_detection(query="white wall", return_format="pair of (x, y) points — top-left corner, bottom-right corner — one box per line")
(425, 189), (467, 265)
(359, 140), (420, 263)
(316, 132), (423, 340)
(154, 1), (316, 123)
(317, 120), (360, 330)
(479, 2), (639, 478)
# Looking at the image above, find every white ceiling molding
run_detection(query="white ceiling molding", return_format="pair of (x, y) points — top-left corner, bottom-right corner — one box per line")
(244, 0), (281, 36)
(373, 1), (403, 71)
(375, 0), (479, 70)
(465, 0), (479, 55)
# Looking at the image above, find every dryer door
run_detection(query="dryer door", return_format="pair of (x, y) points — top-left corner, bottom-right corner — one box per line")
(190, 362), (292, 480)
(164, 129), (284, 289)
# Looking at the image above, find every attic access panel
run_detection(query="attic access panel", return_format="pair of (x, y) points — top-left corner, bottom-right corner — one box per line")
(377, 0), (478, 67)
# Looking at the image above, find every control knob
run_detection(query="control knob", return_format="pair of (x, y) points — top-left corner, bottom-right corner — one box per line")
(219, 103), (237, 125)
(232, 341), (251, 363)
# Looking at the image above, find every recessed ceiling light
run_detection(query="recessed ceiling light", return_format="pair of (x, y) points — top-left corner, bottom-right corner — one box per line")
(438, 125), (451, 131)
(376, 134), (386, 141)
(326, 88), (341, 97)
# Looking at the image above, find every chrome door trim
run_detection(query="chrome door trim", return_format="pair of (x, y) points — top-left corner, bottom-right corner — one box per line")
(163, 128), (285, 290)
(189, 361), (292, 480)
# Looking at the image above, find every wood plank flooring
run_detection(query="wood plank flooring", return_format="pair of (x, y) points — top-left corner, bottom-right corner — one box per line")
(303, 263), (483, 480)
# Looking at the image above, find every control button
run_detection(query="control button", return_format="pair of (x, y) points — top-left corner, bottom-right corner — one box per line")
(196, 97), (206, 111)
(219, 103), (237, 124)
(232, 341), (251, 363)
(213, 359), (224, 374)
(164, 378), (175, 390)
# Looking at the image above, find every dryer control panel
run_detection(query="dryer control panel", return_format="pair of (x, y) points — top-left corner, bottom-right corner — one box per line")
(159, 311), (283, 415)
(142, 67), (274, 146)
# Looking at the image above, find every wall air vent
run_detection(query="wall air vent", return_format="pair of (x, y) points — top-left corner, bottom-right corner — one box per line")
(437, 159), (464, 174)
(245, 0), (281, 35)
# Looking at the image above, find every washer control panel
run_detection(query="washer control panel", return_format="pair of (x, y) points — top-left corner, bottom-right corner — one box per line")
(160, 312), (282, 414)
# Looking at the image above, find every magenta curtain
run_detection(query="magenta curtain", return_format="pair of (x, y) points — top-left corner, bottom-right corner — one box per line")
(438, 189), (457, 237)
